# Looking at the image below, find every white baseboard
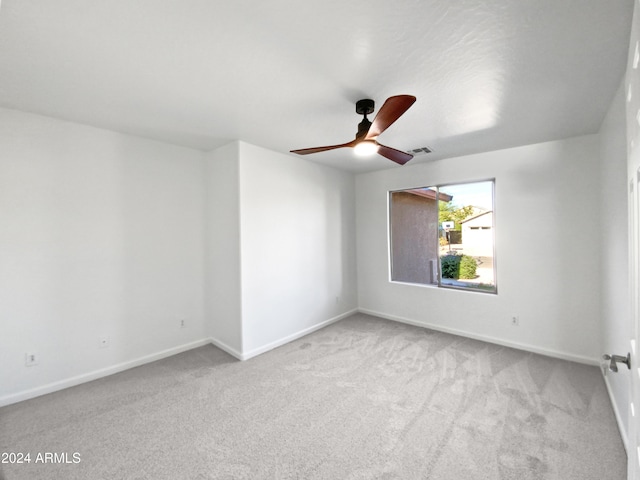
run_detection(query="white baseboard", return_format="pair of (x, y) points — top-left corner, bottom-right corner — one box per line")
(239, 309), (358, 361)
(603, 373), (629, 454)
(7, 308), (595, 409)
(358, 308), (600, 366)
(208, 337), (244, 361)
(0, 338), (212, 408)
(1, 310), (360, 407)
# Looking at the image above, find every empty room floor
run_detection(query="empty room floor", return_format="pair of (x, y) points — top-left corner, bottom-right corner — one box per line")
(0, 314), (626, 479)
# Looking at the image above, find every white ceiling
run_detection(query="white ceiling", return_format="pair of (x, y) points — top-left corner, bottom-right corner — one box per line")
(0, 0), (633, 173)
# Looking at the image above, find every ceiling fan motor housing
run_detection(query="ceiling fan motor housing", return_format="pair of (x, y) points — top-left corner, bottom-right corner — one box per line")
(355, 98), (375, 116)
(355, 99), (375, 139)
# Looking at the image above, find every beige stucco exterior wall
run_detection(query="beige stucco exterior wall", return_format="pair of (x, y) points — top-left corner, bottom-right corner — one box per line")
(389, 192), (438, 284)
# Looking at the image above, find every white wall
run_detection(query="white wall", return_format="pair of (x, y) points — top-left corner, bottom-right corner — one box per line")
(0, 108), (208, 405)
(356, 135), (602, 363)
(205, 142), (243, 355)
(1, 104), (623, 408)
(598, 81), (630, 446)
(1, 116), (359, 404)
(238, 142), (358, 356)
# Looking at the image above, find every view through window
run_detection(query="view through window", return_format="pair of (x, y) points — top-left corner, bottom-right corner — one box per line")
(389, 180), (496, 293)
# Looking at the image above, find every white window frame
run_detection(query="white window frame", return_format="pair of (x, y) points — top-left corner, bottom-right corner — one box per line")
(388, 179), (497, 294)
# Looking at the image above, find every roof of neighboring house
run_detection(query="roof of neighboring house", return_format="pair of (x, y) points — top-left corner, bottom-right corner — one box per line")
(402, 188), (453, 202)
(461, 210), (493, 224)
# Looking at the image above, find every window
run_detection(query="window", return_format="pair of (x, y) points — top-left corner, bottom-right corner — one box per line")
(389, 180), (496, 293)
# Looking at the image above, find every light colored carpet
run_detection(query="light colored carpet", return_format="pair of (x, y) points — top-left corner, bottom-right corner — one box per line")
(0, 313), (627, 479)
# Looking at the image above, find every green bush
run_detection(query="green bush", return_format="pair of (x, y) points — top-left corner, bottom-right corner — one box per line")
(459, 255), (477, 279)
(440, 254), (461, 279)
(440, 254), (477, 279)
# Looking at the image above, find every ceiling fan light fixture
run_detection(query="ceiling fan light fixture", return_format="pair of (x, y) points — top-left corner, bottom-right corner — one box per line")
(354, 140), (378, 157)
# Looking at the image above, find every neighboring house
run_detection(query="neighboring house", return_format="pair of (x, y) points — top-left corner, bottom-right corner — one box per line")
(461, 210), (494, 257)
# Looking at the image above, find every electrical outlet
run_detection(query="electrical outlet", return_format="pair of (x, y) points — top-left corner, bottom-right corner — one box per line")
(99, 336), (109, 348)
(511, 316), (520, 326)
(25, 352), (38, 366)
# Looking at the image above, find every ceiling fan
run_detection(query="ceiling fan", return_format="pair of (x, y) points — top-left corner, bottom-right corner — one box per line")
(290, 95), (417, 165)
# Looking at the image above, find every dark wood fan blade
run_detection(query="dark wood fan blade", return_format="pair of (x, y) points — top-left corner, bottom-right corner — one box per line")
(290, 141), (355, 155)
(377, 143), (413, 165)
(366, 95), (416, 139)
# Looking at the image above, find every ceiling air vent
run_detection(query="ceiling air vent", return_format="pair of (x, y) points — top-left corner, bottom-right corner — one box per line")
(407, 146), (432, 155)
